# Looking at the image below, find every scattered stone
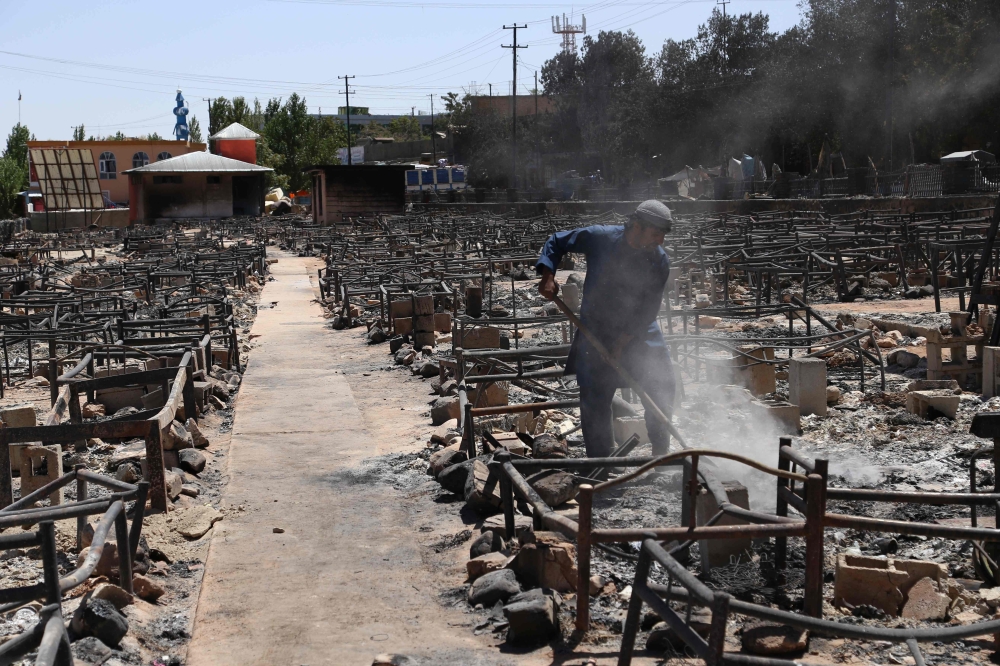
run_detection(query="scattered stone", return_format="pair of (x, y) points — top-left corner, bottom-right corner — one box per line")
(826, 385), (841, 404)
(367, 325), (387, 344)
(92, 583), (133, 610)
(415, 360), (440, 378)
(527, 470), (580, 507)
(503, 588), (560, 645)
(209, 395), (227, 410)
(178, 449), (207, 475)
(72, 635), (113, 665)
(180, 484), (200, 498)
(437, 458), (474, 495)
(172, 505), (223, 539)
(273, 527), (285, 534)
(464, 459), (501, 515)
(164, 421), (194, 451)
(589, 575), (608, 596)
(164, 470), (183, 500)
(647, 609), (713, 651)
(469, 530), (504, 558)
(901, 577), (951, 621)
(467, 552), (508, 581)
(81, 598), (128, 648)
(467, 569), (521, 606)
(131, 575), (165, 602)
(82, 403), (106, 419)
(741, 622), (808, 655)
(77, 543), (120, 580)
(509, 531), (577, 592)
(430, 396), (460, 426)
(186, 418), (209, 448)
(371, 654), (414, 666)
(894, 350), (921, 369)
(395, 348), (416, 365)
(115, 464), (139, 484)
(531, 433), (568, 459)
(427, 444), (469, 478)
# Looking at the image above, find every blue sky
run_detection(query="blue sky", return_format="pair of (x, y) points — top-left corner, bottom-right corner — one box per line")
(0, 0), (802, 141)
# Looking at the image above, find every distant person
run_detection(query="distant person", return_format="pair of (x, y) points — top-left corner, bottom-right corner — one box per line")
(535, 200), (676, 459)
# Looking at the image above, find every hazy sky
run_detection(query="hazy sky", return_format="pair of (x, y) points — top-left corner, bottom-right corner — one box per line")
(0, 0), (802, 141)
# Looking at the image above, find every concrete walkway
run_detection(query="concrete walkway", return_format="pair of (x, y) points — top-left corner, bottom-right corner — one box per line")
(187, 254), (509, 666)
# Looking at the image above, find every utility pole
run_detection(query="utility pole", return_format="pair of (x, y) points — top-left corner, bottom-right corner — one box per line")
(884, 0), (896, 171)
(339, 75), (356, 165)
(202, 98), (212, 136)
(718, 0), (730, 71)
(429, 94), (436, 165)
(503, 23), (527, 189)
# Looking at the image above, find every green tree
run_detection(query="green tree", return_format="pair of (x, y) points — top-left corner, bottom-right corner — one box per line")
(72, 124), (86, 141)
(4, 124), (32, 170)
(110, 132), (126, 141)
(189, 116), (203, 143)
(208, 97), (234, 136)
(0, 157), (25, 218)
(388, 116), (423, 141)
(147, 132), (163, 141)
(261, 93), (314, 191)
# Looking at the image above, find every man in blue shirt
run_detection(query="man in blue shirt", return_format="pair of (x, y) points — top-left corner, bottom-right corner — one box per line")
(536, 200), (676, 458)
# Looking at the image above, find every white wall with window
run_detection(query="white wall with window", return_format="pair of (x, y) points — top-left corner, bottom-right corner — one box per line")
(98, 152), (116, 180)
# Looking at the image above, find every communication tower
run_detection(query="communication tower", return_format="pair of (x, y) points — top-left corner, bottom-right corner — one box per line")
(551, 13), (586, 54)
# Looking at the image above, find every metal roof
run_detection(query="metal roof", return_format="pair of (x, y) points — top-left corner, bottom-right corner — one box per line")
(123, 151), (272, 174)
(208, 122), (261, 140)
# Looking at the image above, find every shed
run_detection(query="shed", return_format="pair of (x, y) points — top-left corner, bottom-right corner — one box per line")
(306, 164), (410, 225)
(941, 150), (996, 164)
(124, 152), (272, 222)
(209, 122), (260, 164)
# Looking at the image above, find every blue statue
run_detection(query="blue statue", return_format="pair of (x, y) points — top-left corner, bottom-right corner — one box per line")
(173, 90), (190, 141)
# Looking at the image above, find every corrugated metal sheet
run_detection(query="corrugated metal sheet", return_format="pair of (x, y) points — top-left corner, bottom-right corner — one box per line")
(208, 122), (261, 140)
(123, 151), (271, 174)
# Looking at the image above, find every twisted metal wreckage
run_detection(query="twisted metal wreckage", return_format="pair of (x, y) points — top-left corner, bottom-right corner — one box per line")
(310, 201), (1000, 664)
(0, 219), (267, 664)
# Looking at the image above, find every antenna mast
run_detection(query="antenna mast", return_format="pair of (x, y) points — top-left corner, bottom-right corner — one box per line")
(551, 13), (586, 54)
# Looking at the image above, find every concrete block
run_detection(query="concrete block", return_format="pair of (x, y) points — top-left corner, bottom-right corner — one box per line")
(788, 357), (827, 417)
(0, 406), (36, 428)
(389, 299), (413, 319)
(461, 327), (501, 350)
(16, 444), (63, 506)
(834, 553), (947, 616)
(95, 386), (145, 413)
(613, 416), (648, 444)
(983, 346), (1000, 398)
(433, 312), (452, 333)
(413, 315), (435, 332)
(748, 399), (799, 434)
(413, 295), (434, 316)
(734, 346), (776, 396)
(906, 390), (960, 420)
(696, 482), (752, 572)
(394, 317), (413, 335)
(561, 282), (581, 312)
(413, 331), (436, 348)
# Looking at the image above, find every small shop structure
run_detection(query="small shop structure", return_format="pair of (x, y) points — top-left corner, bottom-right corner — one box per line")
(306, 164), (409, 225)
(124, 152), (271, 222)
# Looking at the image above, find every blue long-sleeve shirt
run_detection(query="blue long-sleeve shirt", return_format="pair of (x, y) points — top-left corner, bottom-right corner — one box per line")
(535, 224), (670, 378)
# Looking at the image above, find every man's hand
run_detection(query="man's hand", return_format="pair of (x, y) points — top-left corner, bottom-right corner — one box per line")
(538, 268), (559, 301)
(610, 333), (633, 362)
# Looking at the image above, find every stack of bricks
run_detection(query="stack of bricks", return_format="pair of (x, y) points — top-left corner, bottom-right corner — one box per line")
(412, 295), (437, 348)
